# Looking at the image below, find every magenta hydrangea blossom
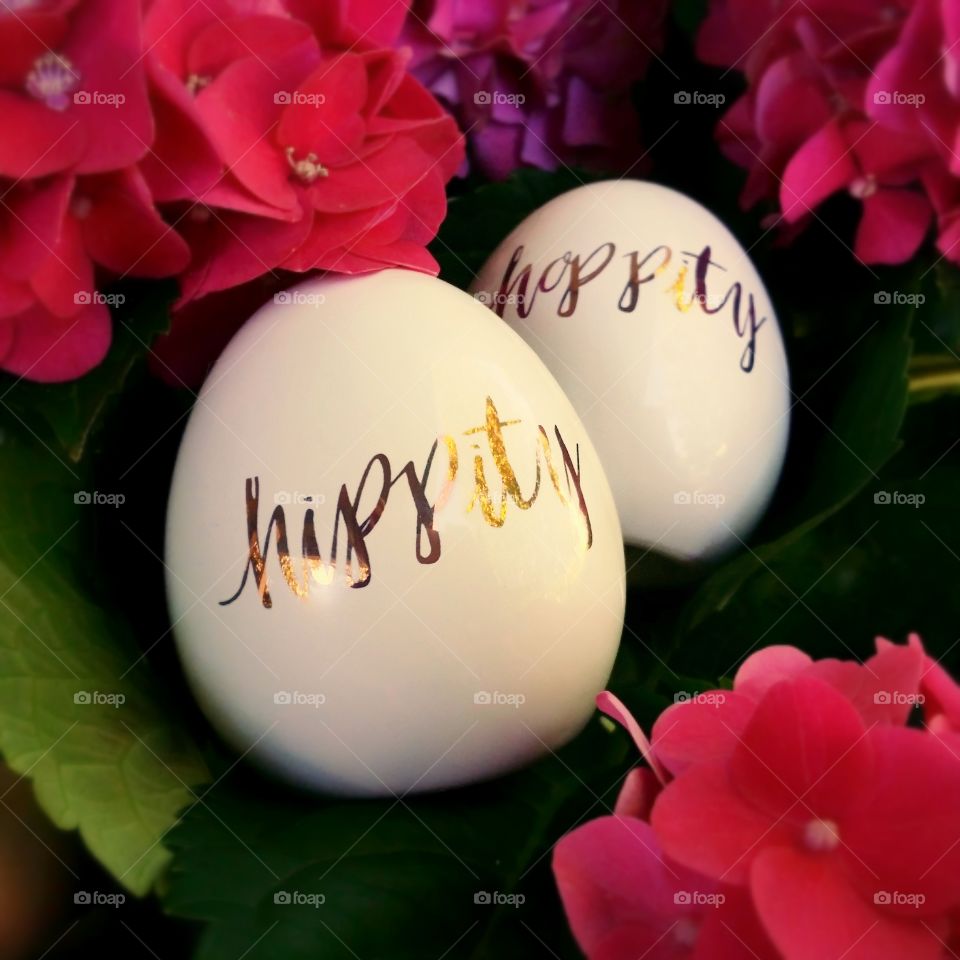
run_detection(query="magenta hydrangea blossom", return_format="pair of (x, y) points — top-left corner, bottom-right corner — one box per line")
(554, 636), (960, 960)
(402, 0), (669, 179)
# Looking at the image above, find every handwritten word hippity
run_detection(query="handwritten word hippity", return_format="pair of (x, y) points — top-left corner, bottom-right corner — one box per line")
(221, 398), (592, 609)
(492, 242), (768, 373)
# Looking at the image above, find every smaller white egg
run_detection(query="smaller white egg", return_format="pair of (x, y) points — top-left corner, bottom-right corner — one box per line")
(471, 180), (791, 562)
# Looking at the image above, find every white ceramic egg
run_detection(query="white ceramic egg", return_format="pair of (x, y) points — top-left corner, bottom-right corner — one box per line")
(470, 180), (790, 561)
(166, 269), (625, 797)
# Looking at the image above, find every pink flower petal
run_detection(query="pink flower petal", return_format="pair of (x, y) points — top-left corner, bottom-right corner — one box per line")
(29, 214), (94, 320)
(866, 0), (950, 144)
(613, 768), (661, 821)
(140, 62), (225, 203)
(0, 300), (110, 383)
(734, 645), (814, 698)
(731, 678), (874, 823)
(695, 888), (780, 959)
(780, 119), (859, 222)
(553, 815), (708, 960)
(651, 692), (757, 776)
(0, 10), (66, 85)
(751, 846), (944, 960)
(651, 763), (794, 884)
(854, 189), (931, 264)
(186, 14), (317, 79)
(0, 92), (85, 179)
(195, 59), (300, 214)
(754, 55), (833, 150)
(276, 54), (369, 169)
(847, 121), (935, 177)
(331, 238), (438, 274)
(844, 726), (960, 915)
(177, 206), (313, 303)
(66, 0), (154, 174)
(817, 635), (926, 725)
(597, 691), (668, 784)
(305, 136), (435, 213)
(917, 642), (960, 730)
(0, 176), (74, 281)
(76, 168), (190, 277)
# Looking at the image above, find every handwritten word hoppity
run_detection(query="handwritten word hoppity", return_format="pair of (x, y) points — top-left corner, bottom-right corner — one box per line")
(221, 398), (593, 608)
(491, 242), (768, 372)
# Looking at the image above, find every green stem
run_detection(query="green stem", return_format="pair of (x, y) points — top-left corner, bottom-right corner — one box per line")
(908, 368), (960, 393)
(908, 352), (960, 394)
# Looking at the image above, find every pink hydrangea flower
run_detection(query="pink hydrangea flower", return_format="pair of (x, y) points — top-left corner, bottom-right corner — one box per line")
(555, 637), (960, 960)
(555, 816), (779, 959)
(144, 0), (464, 304)
(0, 0), (186, 381)
(651, 636), (926, 777)
(0, 0), (153, 179)
(402, 0), (669, 179)
(0, 0), (464, 383)
(696, 0), (960, 265)
(652, 677), (960, 959)
(0, 171), (188, 382)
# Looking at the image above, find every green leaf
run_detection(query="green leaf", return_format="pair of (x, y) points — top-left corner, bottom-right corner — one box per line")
(911, 261), (960, 365)
(672, 0), (708, 36)
(163, 642), (664, 960)
(0, 281), (175, 463)
(0, 567), (208, 894)
(669, 393), (960, 677)
(0, 416), (207, 896)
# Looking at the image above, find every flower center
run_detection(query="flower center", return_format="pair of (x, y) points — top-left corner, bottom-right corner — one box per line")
(25, 52), (79, 111)
(285, 146), (329, 183)
(673, 918), (699, 947)
(849, 175), (878, 199)
(185, 73), (211, 95)
(803, 818), (841, 852)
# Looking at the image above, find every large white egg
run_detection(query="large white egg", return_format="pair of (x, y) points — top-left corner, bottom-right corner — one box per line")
(166, 270), (625, 797)
(470, 180), (790, 561)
